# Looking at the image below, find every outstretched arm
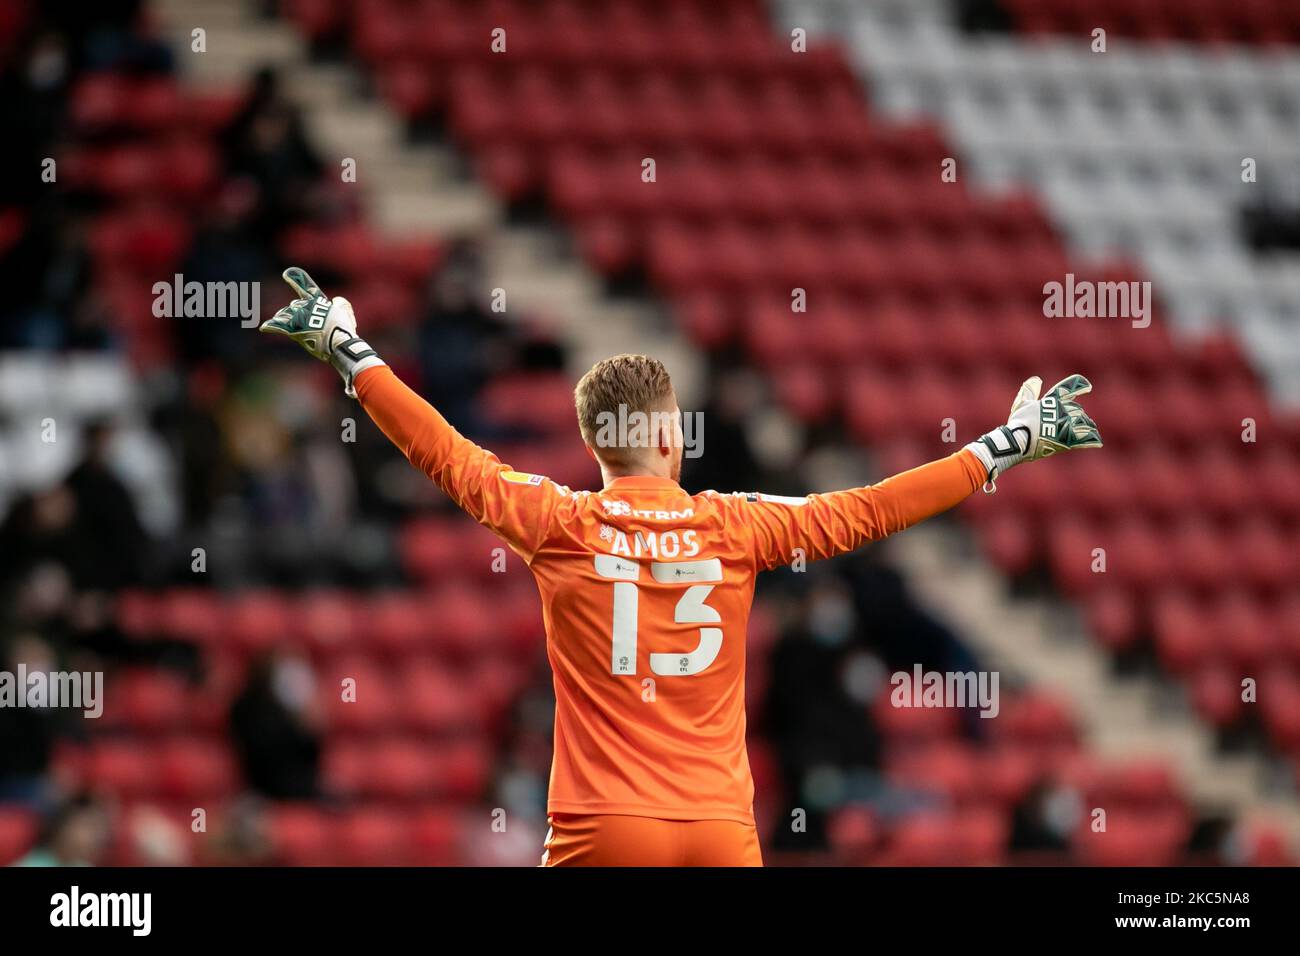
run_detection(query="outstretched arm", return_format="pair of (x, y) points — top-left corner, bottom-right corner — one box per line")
(353, 365), (560, 560)
(259, 267), (561, 561)
(741, 449), (987, 570)
(742, 374), (1102, 570)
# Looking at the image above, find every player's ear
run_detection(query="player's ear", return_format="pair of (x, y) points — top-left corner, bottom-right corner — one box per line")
(655, 417), (674, 457)
(583, 443), (599, 463)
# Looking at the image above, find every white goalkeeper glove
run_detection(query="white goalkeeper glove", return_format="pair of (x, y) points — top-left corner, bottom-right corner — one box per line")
(965, 374), (1103, 492)
(259, 267), (385, 398)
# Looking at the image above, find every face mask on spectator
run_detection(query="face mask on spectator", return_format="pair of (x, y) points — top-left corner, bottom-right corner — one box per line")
(28, 43), (67, 90)
(809, 590), (854, 647)
(272, 658), (316, 712)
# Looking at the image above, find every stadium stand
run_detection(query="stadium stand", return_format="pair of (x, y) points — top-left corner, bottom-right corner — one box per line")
(0, 0), (1296, 866)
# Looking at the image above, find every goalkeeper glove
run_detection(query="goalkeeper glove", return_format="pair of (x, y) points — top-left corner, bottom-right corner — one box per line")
(965, 374), (1102, 492)
(259, 267), (385, 398)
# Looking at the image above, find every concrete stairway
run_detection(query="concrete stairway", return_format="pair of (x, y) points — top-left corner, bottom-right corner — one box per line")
(890, 522), (1300, 845)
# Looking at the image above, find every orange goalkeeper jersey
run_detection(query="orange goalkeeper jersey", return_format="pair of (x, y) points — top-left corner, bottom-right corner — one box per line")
(356, 366), (986, 824)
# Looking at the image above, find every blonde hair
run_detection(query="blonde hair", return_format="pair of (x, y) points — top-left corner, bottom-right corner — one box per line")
(574, 354), (675, 464)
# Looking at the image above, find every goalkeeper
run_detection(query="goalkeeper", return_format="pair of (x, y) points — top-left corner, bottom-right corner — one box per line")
(260, 267), (1102, 867)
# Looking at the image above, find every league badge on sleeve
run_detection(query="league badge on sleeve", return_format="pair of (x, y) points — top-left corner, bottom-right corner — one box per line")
(501, 471), (545, 486)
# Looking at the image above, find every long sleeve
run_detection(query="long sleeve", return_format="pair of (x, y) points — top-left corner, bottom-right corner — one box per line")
(354, 365), (562, 561)
(739, 449), (987, 570)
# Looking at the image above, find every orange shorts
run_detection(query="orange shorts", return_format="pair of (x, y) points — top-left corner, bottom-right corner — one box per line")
(541, 813), (763, 867)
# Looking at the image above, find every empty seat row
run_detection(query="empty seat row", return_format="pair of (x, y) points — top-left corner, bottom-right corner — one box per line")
(1003, 0), (1300, 47)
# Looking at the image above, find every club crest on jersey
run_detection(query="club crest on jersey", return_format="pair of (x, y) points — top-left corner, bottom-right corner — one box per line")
(501, 471), (544, 486)
(601, 498), (695, 520)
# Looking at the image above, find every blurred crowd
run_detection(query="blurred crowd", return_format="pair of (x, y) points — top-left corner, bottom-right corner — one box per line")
(0, 0), (566, 865)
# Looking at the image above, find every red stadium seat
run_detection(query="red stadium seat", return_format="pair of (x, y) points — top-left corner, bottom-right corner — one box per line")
(466, 653), (532, 721)
(70, 75), (132, 131)
(826, 805), (880, 858)
(395, 663), (482, 733)
(480, 373), (578, 434)
(1257, 669), (1300, 752)
(268, 804), (332, 866)
(410, 808), (461, 865)
(322, 660), (400, 733)
(337, 808), (412, 866)
(362, 738), (446, 800)
(881, 813), (957, 866)
(1211, 590), (1282, 671)
(107, 669), (194, 734)
(157, 738), (240, 801)
(298, 589), (358, 656)
(1073, 809), (1189, 867)
(158, 588), (225, 645)
(1089, 759), (1182, 810)
(1236, 820), (1297, 866)
(872, 693), (961, 741)
(993, 693), (1077, 746)
(116, 590), (163, 638)
(0, 808), (38, 866)
(86, 742), (162, 799)
(399, 517), (464, 584)
(441, 739), (492, 800)
(884, 809), (1007, 866)
(1153, 591), (1218, 674)
(887, 743), (982, 803)
(226, 591), (297, 655)
(89, 208), (191, 276)
(978, 746), (1041, 807)
(1189, 664), (1248, 728)
(366, 592), (440, 657)
(979, 519), (1038, 578)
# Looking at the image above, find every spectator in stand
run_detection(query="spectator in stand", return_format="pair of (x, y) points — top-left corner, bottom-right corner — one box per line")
(762, 577), (886, 851)
(205, 796), (275, 866)
(229, 650), (323, 800)
(0, 421), (146, 596)
(158, 363), (228, 530)
(10, 791), (109, 867)
(176, 179), (274, 364)
(64, 419), (146, 592)
(0, 205), (98, 350)
(0, 484), (81, 597)
(224, 68), (325, 240)
(417, 235), (512, 435)
(681, 364), (766, 494)
(122, 804), (191, 866)
(0, 29), (71, 209)
(0, 634), (65, 808)
(36, 0), (172, 74)
(844, 554), (991, 740)
(1008, 777), (1080, 859)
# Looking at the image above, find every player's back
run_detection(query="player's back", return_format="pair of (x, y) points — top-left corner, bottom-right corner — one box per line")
(530, 475), (760, 824)
(353, 362), (988, 826)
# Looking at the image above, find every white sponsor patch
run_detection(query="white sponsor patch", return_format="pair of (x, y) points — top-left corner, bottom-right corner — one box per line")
(651, 558), (723, 583)
(756, 493), (808, 506)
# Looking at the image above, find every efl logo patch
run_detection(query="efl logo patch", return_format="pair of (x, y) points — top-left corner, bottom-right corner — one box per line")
(501, 471), (544, 486)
